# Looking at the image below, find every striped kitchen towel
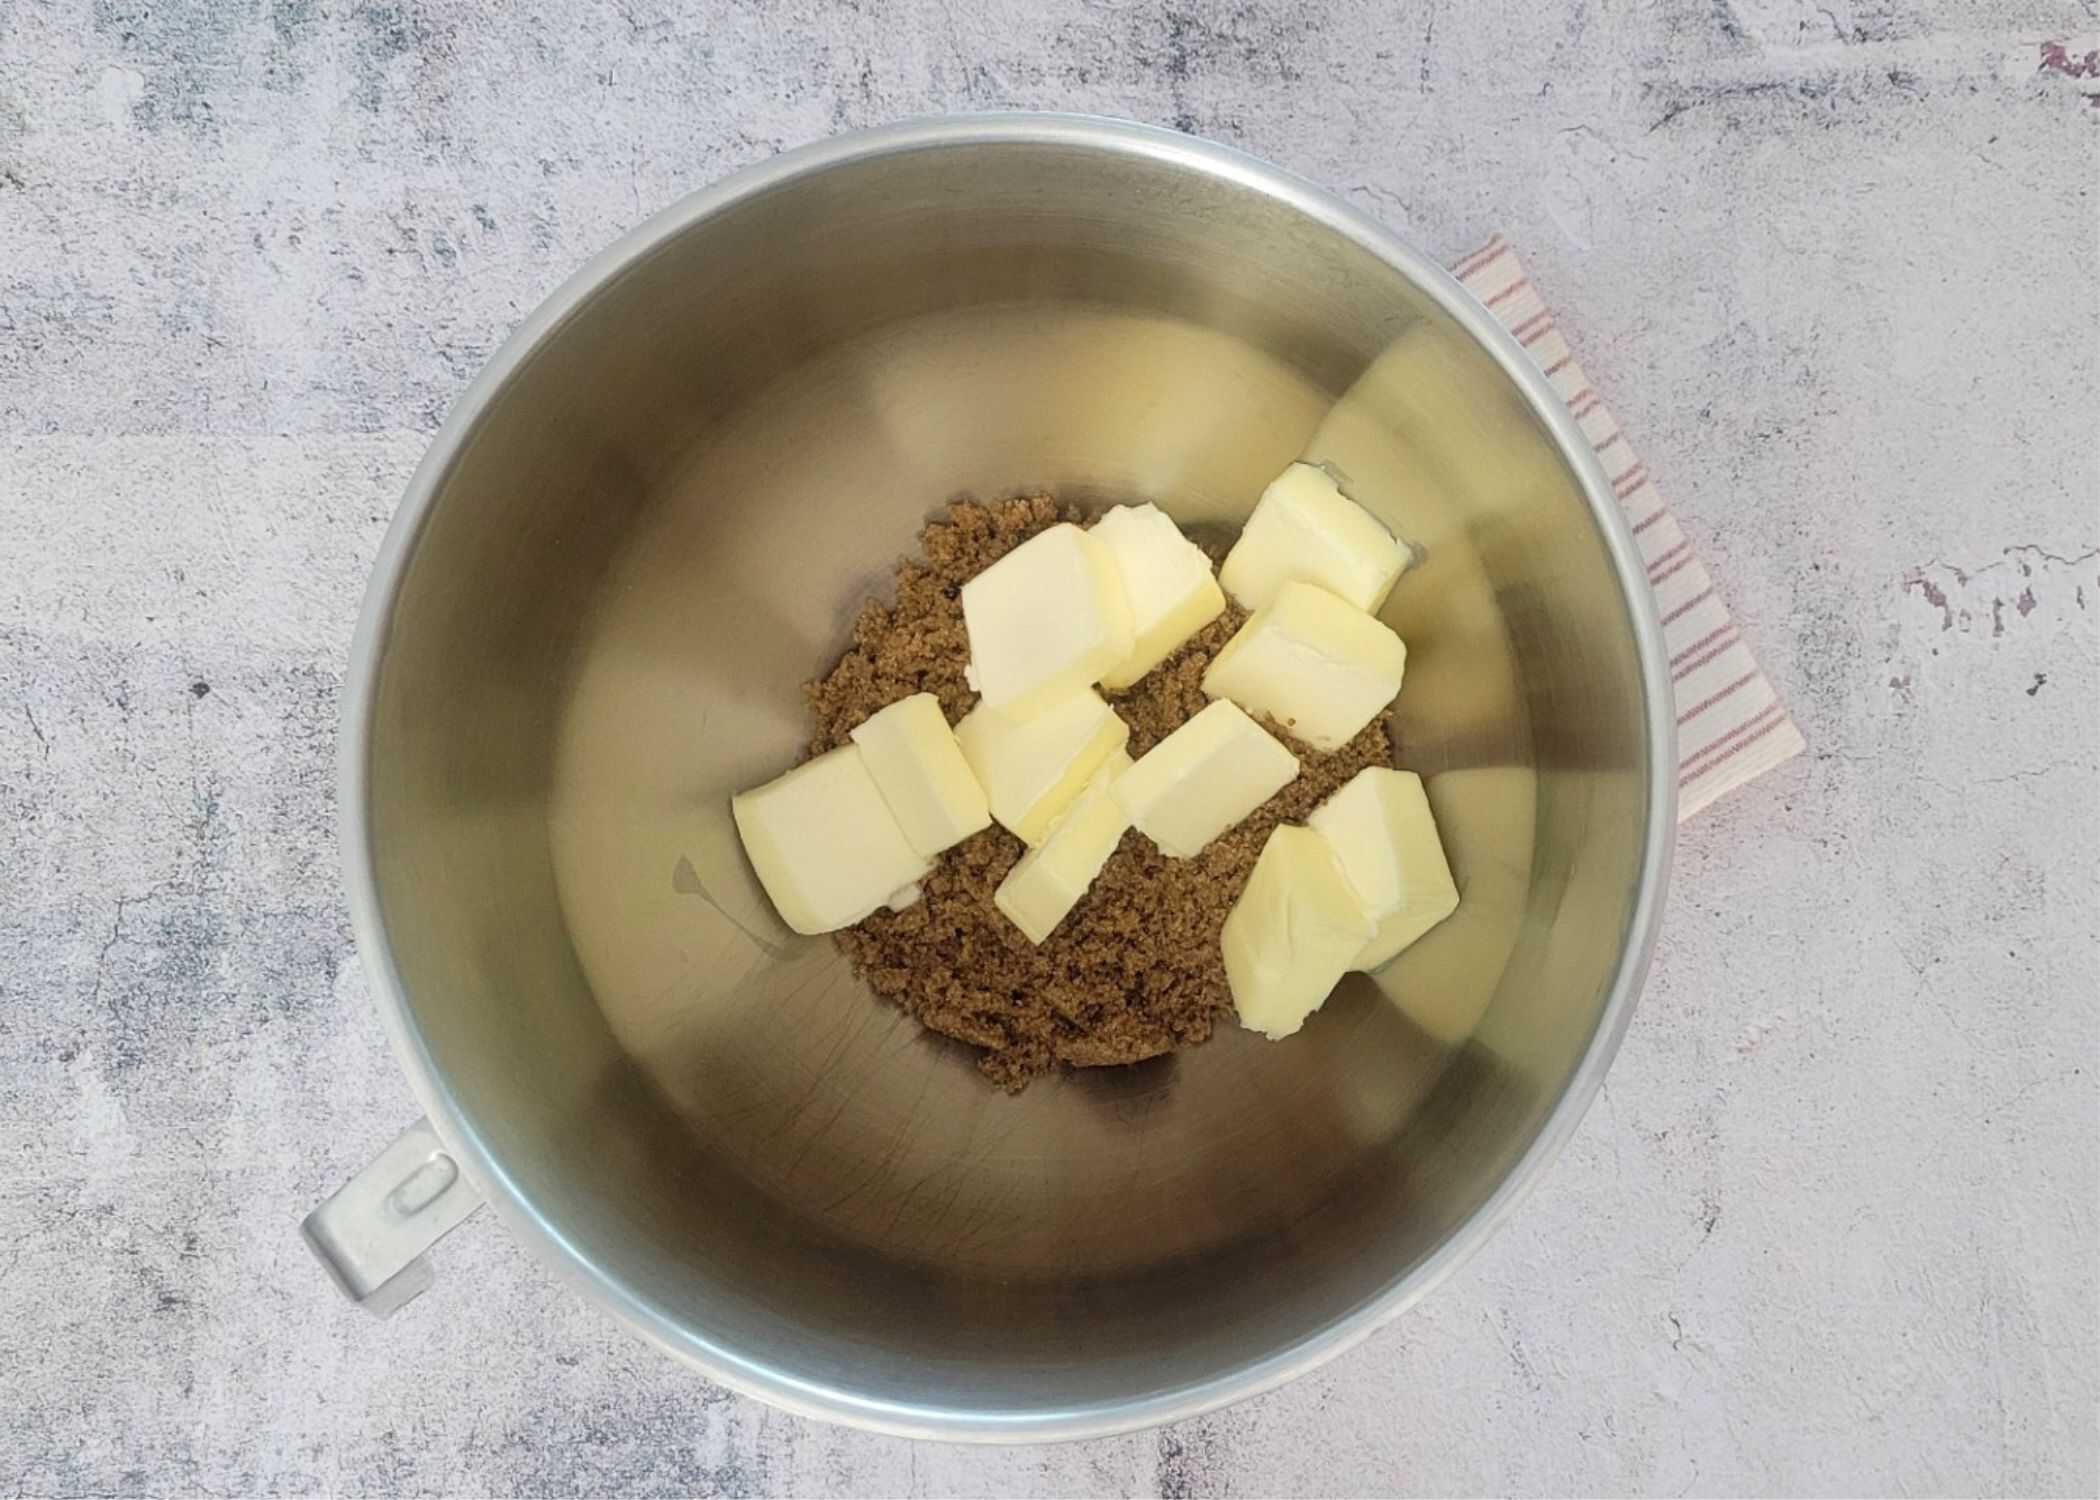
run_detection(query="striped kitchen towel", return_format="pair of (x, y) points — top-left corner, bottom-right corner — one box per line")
(1452, 235), (1805, 819)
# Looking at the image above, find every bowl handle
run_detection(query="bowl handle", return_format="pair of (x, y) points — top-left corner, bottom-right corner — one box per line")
(301, 1117), (485, 1316)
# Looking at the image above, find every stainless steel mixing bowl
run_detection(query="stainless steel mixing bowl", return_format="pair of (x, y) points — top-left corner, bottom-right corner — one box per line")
(310, 114), (1673, 1440)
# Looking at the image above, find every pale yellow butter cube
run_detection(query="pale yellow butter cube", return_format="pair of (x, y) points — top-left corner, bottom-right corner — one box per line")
(1308, 767), (1460, 969)
(1202, 580), (1407, 751)
(956, 690), (1130, 847)
(1219, 462), (1409, 612)
(730, 745), (932, 935)
(961, 522), (1134, 716)
(993, 751), (1133, 944)
(1222, 824), (1376, 1039)
(849, 693), (991, 856)
(1111, 699), (1298, 858)
(1090, 503), (1227, 689)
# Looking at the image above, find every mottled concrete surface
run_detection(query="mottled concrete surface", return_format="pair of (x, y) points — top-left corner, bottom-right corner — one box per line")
(2, 1), (2096, 1495)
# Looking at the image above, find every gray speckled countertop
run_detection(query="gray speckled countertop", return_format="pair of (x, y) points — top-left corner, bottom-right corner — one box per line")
(2, 2), (2095, 1495)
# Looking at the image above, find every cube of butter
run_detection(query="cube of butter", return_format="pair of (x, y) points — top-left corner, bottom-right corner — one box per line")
(1222, 824), (1376, 1038)
(961, 522), (1134, 716)
(1308, 767), (1460, 970)
(849, 693), (990, 856)
(1111, 699), (1298, 858)
(730, 745), (932, 935)
(1202, 580), (1407, 751)
(1219, 462), (1409, 612)
(956, 690), (1131, 847)
(1090, 503), (1227, 689)
(993, 750), (1133, 944)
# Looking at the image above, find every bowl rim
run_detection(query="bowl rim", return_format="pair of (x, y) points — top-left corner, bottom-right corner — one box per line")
(338, 110), (1677, 1443)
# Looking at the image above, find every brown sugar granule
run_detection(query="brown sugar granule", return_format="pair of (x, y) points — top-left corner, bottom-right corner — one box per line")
(805, 497), (1395, 1090)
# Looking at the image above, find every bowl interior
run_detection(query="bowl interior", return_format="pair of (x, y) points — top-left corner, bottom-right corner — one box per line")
(360, 126), (1658, 1430)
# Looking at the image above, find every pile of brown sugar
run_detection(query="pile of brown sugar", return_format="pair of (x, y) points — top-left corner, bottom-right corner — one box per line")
(804, 496), (1395, 1090)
